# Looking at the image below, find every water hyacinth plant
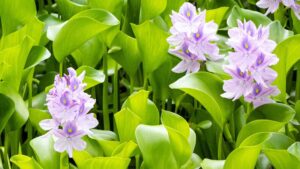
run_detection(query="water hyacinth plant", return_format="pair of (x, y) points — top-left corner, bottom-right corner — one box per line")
(41, 68), (98, 157)
(1, 0), (300, 169)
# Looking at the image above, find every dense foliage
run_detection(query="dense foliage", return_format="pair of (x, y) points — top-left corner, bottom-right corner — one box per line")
(1, 0), (300, 169)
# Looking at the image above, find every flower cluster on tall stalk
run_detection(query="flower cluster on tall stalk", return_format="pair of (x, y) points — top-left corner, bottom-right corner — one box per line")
(167, 2), (223, 74)
(257, 0), (300, 19)
(221, 20), (280, 108)
(40, 68), (98, 157)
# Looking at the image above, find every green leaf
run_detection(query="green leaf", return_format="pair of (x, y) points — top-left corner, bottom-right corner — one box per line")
(224, 145), (261, 169)
(264, 149), (300, 169)
(227, 6), (271, 27)
(76, 66), (105, 90)
(0, 84), (29, 131)
(268, 21), (293, 44)
(236, 120), (285, 146)
(201, 159), (225, 169)
(30, 136), (63, 169)
(287, 142), (300, 161)
(53, 9), (119, 62)
(170, 72), (234, 129)
(56, 0), (89, 20)
(247, 103), (295, 123)
(122, 90), (160, 125)
(80, 157), (131, 169)
(239, 132), (294, 149)
(111, 141), (139, 158)
(10, 155), (43, 169)
(272, 34), (300, 102)
(73, 150), (92, 169)
(161, 110), (190, 138)
(135, 125), (178, 169)
(88, 0), (123, 19)
(140, 0), (167, 21)
(109, 31), (141, 77)
(115, 108), (142, 142)
(292, 11), (300, 33)
(25, 46), (51, 70)
(132, 21), (169, 74)
(0, 0), (37, 35)
(0, 94), (14, 134)
(72, 37), (105, 67)
(29, 108), (51, 134)
(206, 7), (229, 26)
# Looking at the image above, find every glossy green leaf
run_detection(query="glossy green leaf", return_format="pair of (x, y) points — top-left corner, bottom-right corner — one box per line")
(76, 66), (105, 90)
(10, 155), (42, 169)
(227, 6), (271, 27)
(111, 141), (139, 157)
(122, 90), (160, 125)
(264, 148), (300, 169)
(236, 120), (285, 146)
(88, 0), (123, 19)
(287, 142), (300, 160)
(0, 94), (14, 134)
(73, 150), (92, 168)
(132, 21), (169, 74)
(115, 108), (142, 142)
(170, 72), (234, 129)
(25, 46), (51, 70)
(29, 108), (51, 134)
(72, 37), (105, 67)
(30, 136), (62, 169)
(0, 84), (29, 131)
(206, 7), (229, 26)
(135, 125), (178, 169)
(80, 157), (130, 169)
(201, 159), (225, 169)
(161, 110), (190, 138)
(247, 103), (295, 123)
(272, 34), (300, 102)
(292, 10), (300, 34)
(53, 9), (119, 62)
(181, 153), (202, 169)
(109, 31), (141, 77)
(56, 0), (89, 20)
(268, 21), (293, 44)
(0, 0), (36, 35)
(224, 145), (261, 169)
(140, 0), (167, 21)
(239, 132), (294, 149)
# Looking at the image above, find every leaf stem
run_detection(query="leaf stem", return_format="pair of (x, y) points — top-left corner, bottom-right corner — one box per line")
(135, 155), (140, 169)
(59, 61), (63, 76)
(295, 64), (300, 101)
(217, 130), (223, 160)
(113, 64), (119, 114)
(103, 52), (110, 130)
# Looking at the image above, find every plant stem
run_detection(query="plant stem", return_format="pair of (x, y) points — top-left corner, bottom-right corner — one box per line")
(129, 75), (135, 94)
(295, 64), (300, 101)
(59, 61), (63, 76)
(143, 73), (148, 90)
(113, 64), (119, 114)
(103, 52), (110, 130)
(3, 129), (10, 169)
(217, 130), (223, 160)
(135, 155), (140, 169)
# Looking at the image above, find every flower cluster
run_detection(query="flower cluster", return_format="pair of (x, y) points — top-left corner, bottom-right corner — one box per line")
(167, 2), (222, 74)
(221, 20), (280, 108)
(40, 68), (98, 157)
(257, 0), (300, 19)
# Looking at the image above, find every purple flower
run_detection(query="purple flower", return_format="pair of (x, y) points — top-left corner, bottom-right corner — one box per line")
(53, 121), (86, 157)
(256, 0), (300, 20)
(167, 2), (222, 74)
(256, 0), (281, 15)
(222, 20), (279, 108)
(40, 67), (98, 157)
(245, 83), (280, 108)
